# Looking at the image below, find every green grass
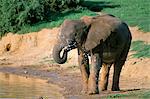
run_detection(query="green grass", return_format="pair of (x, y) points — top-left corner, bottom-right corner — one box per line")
(85, 0), (150, 32)
(106, 90), (150, 98)
(17, 0), (150, 33)
(105, 0), (150, 32)
(131, 41), (150, 58)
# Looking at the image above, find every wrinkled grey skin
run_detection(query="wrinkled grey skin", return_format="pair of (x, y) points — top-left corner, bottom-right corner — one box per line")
(52, 14), (132, 94)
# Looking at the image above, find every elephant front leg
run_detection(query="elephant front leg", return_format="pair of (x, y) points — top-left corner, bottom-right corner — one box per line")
(78, 50), (90, 94)
(88, 53), (102, 94)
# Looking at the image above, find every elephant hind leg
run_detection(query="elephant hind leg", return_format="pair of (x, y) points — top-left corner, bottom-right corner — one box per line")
(112, 60), (124, 91)
(99, 63), (111, 91)
(112, 44), (130, 91)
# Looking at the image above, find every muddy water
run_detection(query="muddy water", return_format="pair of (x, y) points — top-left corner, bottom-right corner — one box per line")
(0, 72), (63, 99)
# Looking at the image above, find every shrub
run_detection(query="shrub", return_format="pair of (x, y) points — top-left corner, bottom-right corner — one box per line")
(0, 0), (84, 36)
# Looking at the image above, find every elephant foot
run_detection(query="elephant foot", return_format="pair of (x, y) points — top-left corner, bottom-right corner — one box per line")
(81, 89), (88, 94)
(88, 76), (99, 94)
(111, 86), (120, 91)
(88, 82), (99, 95)
(88, 88), (99, 95)
(99, 84), (108, 91)
(100, 88), (107, 91)
(88, 83), (99, 95)
(81, 86), (88, 94)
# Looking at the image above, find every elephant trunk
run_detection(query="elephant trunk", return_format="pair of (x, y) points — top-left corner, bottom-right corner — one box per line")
(52, 43), (68, 64)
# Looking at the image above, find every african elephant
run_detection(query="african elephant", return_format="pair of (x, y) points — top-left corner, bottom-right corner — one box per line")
(52, 14), (132, 94)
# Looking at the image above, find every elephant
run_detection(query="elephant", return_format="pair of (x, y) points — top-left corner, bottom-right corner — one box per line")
(52, 14), (132, 94)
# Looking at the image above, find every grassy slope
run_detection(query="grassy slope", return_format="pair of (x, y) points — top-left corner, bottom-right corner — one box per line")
(96, 0), (150, 32)
(131, 41), (150, 58)
(18, 0), (150, 33)
(106, 90), (150, 98)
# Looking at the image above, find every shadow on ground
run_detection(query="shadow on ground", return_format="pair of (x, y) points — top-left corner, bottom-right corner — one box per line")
(81, 1), (120, 12)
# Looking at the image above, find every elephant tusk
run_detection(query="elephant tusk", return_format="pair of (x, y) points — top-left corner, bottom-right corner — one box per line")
(64, 41), (77, 52)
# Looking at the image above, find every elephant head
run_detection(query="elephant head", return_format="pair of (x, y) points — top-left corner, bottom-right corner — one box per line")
(52, 19), (89, 64)
(53, 14), (122, 64)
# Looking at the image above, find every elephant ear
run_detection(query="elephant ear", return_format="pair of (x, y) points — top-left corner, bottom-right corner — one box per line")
(84, 15), (121, 51)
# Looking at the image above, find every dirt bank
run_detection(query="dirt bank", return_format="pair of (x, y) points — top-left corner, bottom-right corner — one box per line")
(0, 26), (150, 98)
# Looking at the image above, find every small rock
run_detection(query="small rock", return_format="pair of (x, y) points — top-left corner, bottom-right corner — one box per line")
(140, 58), (143, 61)
(24, 70), (28, 74)
(39, 96), (43, 99)
(132, 61), (137, 65)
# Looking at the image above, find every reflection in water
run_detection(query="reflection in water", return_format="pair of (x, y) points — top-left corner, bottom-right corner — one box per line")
(0, 72), (63, 99)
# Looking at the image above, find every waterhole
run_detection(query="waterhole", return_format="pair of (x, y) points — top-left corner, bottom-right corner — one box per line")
(0, 72), (63, 99)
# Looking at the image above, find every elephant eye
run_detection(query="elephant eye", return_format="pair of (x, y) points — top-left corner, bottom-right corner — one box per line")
(75, 33), (77, 36)
(60, 35), (65, 38)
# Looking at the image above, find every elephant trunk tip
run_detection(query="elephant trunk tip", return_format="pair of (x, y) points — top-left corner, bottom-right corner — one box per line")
(52, 44), (68, 64)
